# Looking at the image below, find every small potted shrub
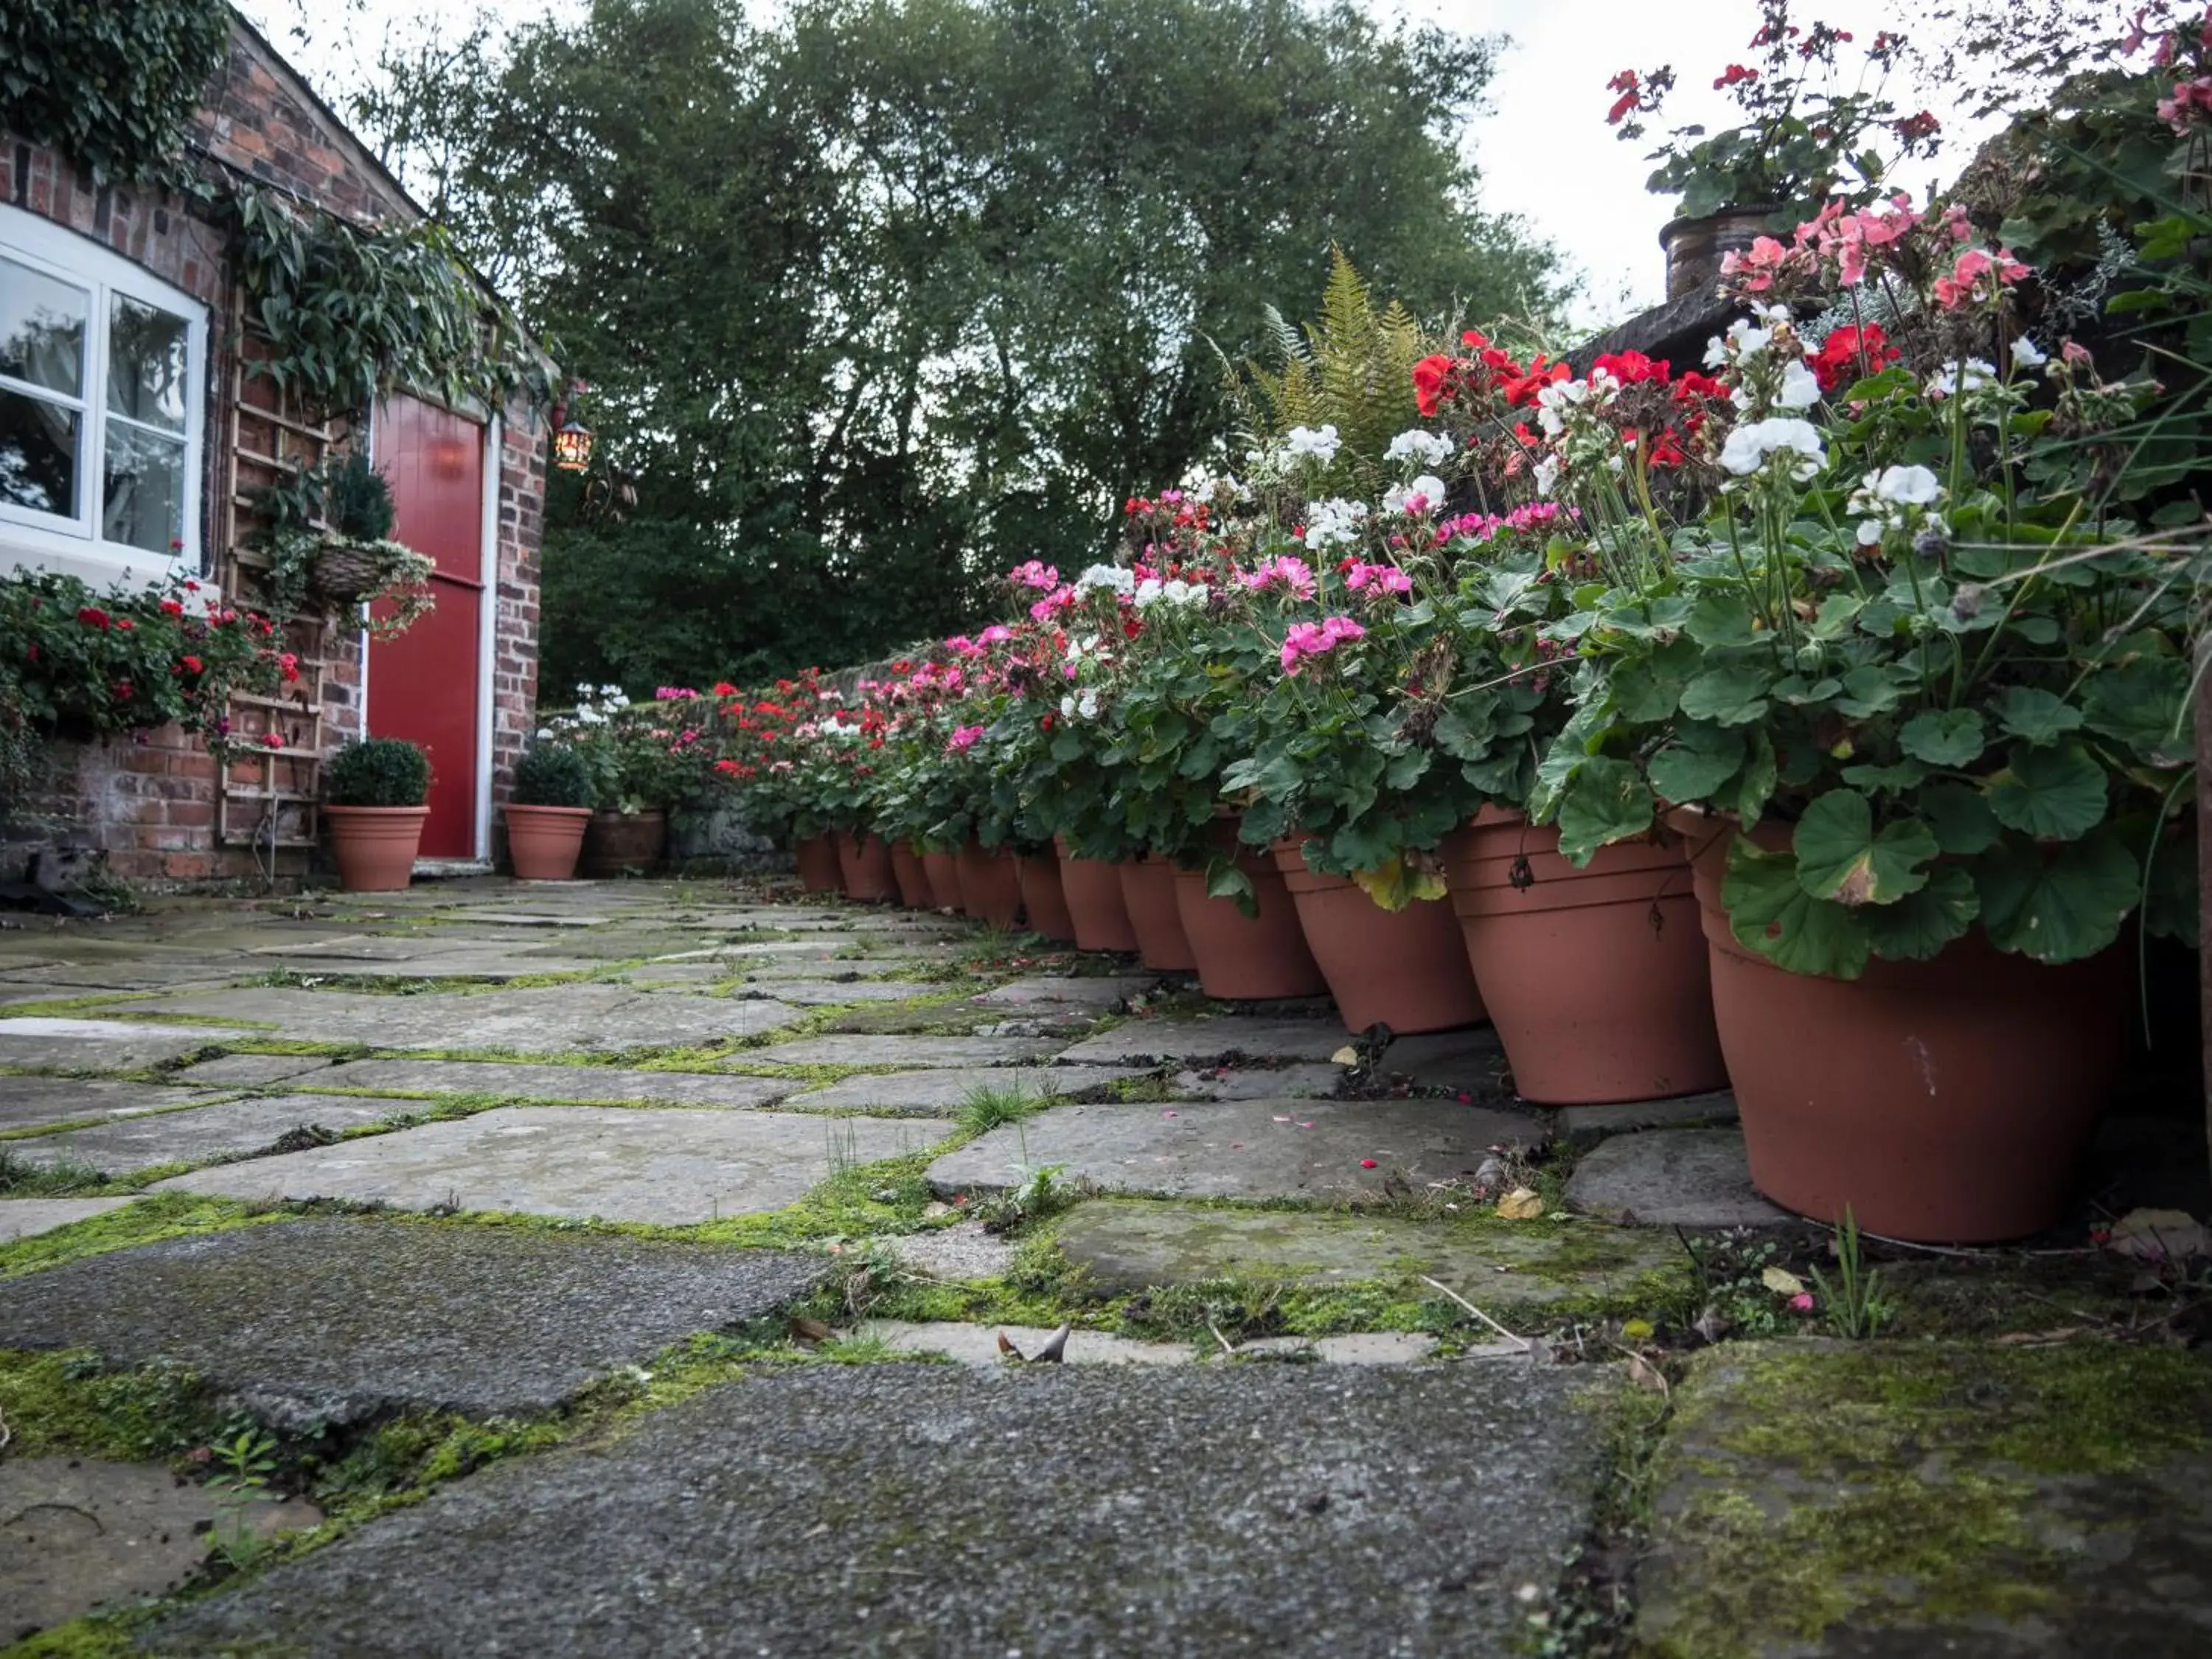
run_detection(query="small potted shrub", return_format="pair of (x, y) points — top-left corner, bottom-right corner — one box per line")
(323, 737), (432, 891)
(505, 744), (596, 880)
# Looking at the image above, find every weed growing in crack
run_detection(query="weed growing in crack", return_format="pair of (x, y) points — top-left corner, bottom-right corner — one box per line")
(206, 1427), (280, 1571)
(0, 1147), (108, 1196)
(1809, 1206), (1892, 1340)
(956, 1081), (1051, 1135)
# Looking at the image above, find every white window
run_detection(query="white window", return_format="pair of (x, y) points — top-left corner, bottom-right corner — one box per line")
(0, 204), (207, 584)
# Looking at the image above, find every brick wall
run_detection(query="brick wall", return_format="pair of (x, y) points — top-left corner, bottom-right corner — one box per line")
(1, 17), (548, 887)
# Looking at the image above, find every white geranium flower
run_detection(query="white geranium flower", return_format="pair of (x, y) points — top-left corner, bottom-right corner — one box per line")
(1060, 695), (1077, 718)
(1706, 317), (1772, 369)
(2010, 336), (2047, 369)
(1532, 454), (1562, 497)
(1925, 359), (1996, 399)
(1775, 359), (1823, 411)
(1718, 417), (1826, 479)
(1073, 563), (1135, 598)
(1857, 518), (1885, 547)
(1873, 465), (1942, 506)
(1133, 578), (1164, 608)
(1162, 579), (1195, 605)
(1383, 429), (1453, 467)
(1077, 690), (1099, 720)
(1304, 497), (1368, 551)
(1382, 474), (1448, 516)
(1282, 423), (1342, 465)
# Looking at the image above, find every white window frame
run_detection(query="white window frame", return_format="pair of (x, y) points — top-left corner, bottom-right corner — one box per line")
(0, 204), (207, 585)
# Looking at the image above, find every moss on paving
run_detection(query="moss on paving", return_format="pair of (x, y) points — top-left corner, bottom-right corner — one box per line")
(1641, 1340), (2212, 1658)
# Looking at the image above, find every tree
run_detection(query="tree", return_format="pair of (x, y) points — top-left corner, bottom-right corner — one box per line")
(355, 0), (1562, 692)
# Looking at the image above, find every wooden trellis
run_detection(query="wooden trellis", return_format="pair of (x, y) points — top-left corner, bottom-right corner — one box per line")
(215, 290), (347, 855)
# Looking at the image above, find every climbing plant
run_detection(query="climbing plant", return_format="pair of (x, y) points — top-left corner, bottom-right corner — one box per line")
(0, 0), (231, 185)
(229, 185), (551, 425)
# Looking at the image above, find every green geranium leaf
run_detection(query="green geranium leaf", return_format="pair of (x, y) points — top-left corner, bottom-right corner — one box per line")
(1991, 686), (2084, 745)
(1608, 636), (1703, 722)
(1687, 591), (1755, 646)
(1986, 740), (2109, 841)
(1732, 728), (1778, 825)
(1678, 663), (1772, 726)
(1841, 759), (1930, 792)
(1555, 756), (1655, 866)
(1975, 830), (2139, 963)
(2141, 829), (2201, 947)
(1861, 865), (1981, 960)
(1832, 664), (1905, 717)
(1792, 790), (1937, 905)
(1648, 723), (1744, 805)
(1919, 782), (2001, 855)
(1898, 709), (1986, 768)
(1809, 594), (1863, 639)
(2080, 658), (2190, 763)
(1722, 838), (1871, 979)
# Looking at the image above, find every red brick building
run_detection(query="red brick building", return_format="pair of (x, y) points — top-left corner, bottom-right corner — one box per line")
(1, 12), (547, 883)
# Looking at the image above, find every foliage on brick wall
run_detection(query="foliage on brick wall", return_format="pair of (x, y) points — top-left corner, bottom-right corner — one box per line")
(0, 0), (231, 185)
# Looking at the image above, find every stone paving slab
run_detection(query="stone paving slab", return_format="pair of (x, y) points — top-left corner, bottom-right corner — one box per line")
(1171, 1062), (1343, 1100)
(10, 1095), (415, 1175)
(1053, 1197), (1683, 1301)
(1053, 1015), (1350, 1066)
(1551, 1089), (1739, 1144)
(736, 1033), (1062, 1070)
(0, 1018), (257, 1069)
(307, 1059), (793, 1107)
(0, 1219), (831, 1427)
(154, 1105), (956, 1224)
(975, 974), (1159, 1009)
(860, 1318), (1192, 1366)
(105, 986), (804, 1054)
(0, 1196), (138, 1242)
(142, 1361), (1608, 1658)
(1564, 1127), (1792, 1229)
(170, 1053), (336, 1087)
(734, 979), (936, 1006)
(929, 1098), (1546, 1203)
(4, 1456), (319, 1646)
(879, 1222), (1018, 1281)
(1380, 1027), (1512, 1094)
(1636, 1342), (2212, 1658)
(0, 1077), (217, 1133)
(783, 1064), (1132, 1113)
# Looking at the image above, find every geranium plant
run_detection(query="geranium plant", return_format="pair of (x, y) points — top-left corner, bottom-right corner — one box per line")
(540, 684), (711, 815)
(1605, 1), (1942, 223)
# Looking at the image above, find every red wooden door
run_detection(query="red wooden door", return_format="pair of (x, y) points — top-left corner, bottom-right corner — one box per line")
(367, 394), (484, 860)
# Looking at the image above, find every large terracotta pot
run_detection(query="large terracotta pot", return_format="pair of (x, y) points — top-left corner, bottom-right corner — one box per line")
(1118, 857), (1197, 972)
(957, 841), (1023, 929)
(835, 830), (899, 902)
(325, 804), (428, 892)
(1018, 852), (1077, 942)
(504, 804), (591, 881)
(793, 833), (842, 893)
(581, 809), (668, 878)
(922, 849), (964, 911)
(1441, 807), (1725, 1104)
(1056, 837), (1140, 953)
(890, 841), (933, 908)
(1658, 204), (1776, 302)
(1273, 843), (1484, 1034)
(1172, 832), (1326, 1001)
(1673, 811), (2128, 1242)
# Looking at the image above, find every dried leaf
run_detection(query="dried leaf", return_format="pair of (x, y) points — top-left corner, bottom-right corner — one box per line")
(921, 1200), (953, 1220)
(1497, 1187), (1543, 1220)
(1331, 1046), (1360, 1065)
(790, 1316), (832, 1346)
(1760, 1266), (1806, 1296)
(1691, 1304), (1731, 1345)
(1029, 1324), (1071, 1364)
(1626, 1352), (1669, 1395)
(995, 1329), (1019, 1357)
(2106, 1207), (2211, 1262)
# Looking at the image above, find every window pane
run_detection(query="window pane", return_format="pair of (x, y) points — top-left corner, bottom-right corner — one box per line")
(102, 420), (186, 554)
(0, 256), (88, 397)
(0, 385), (80, 516)
(108, 294), (191, 431)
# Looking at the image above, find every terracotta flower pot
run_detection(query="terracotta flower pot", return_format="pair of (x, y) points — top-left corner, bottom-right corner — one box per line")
(1672, 811), (2128, 1242)
(1273, 843), (1485, 1034)
(835, 830), (899, 902)
(1658, 204), (1777, 301)
(957, 841), (1023, 929)
(581, 809), (667, 878)
(1118, 857), (1197, 972)
(325, 804), (428, 892)
(793, 833), (842, 893)
(1172, 832), (1326, 1001)
(922, 849), (964, 911)
(1056, 836), (1140, 953)
(504, 804), (591, 881)
(890, 842), (933, 908)
(1018, 852), (1077, 942)
(1441, 807), (1726, 1105)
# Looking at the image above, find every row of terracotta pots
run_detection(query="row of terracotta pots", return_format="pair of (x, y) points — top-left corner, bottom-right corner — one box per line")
(331, 805), (670, 889)
(793, 816), (2121, 1242)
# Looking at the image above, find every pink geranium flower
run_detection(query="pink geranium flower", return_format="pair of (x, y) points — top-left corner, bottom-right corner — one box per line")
(1280, 614), (1366, 675)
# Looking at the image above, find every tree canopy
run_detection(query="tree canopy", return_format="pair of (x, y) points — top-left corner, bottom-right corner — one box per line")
(355, 0), (1562, 692)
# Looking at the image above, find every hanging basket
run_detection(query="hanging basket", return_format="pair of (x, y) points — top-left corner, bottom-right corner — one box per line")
(310, 538), (393, 606)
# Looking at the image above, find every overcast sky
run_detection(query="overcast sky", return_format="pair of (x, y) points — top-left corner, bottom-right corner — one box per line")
(240, 0), (1989, 329)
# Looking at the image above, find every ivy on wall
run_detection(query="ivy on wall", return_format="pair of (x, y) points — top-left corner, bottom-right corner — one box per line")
(0, 0), (231, 186)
